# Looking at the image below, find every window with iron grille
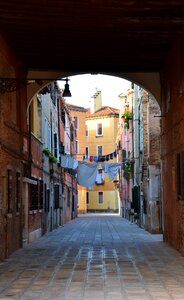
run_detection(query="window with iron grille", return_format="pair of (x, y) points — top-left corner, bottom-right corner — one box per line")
(30, 179), (38, 210)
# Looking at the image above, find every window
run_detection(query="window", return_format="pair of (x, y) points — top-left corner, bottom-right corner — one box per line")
(67, 187), (70, 207)
(59, 142), (65, 155)
(30, 179), (38, 210)
(97, 145), (103, 156)
(73, 116), (78, 129)
(39, 180), (43, 209)
(70, 125), (74, 141)
(98, 191), (103, 204)
(54, 184), (59, 209)
(177, 152), (184, 200)
(15, 172), (20, 212)
(76, 140), (79, 154)
(7, 170), (12, 213)
(44, 184), (50, 212)
(85, 146), (89, 156)
(54, 133), (58, 158)
(86, 125), (89, 136)
(61, 109), (65, 126)
(97, 123), (102, 136)
(47, 125), (51, 151)
(86, 192), (89, 205)
(122, 149), (126, 162)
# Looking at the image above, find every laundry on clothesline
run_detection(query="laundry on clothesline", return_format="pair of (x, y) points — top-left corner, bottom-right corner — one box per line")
(77, 161), (98, 187)
(61, 155), (78, 170)
(60, 154), (124, 187)
(102, 162), (121, 180)
(83, 149), (117, 162)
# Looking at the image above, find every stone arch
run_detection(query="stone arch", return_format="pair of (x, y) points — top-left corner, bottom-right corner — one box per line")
(27, 71), (161, 107)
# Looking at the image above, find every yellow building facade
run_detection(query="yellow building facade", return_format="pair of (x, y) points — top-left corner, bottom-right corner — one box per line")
(85, 105), (120, 213)
(67, 92), (120, 214)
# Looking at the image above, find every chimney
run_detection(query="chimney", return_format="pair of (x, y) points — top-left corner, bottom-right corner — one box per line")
(89, 90), (102, 114)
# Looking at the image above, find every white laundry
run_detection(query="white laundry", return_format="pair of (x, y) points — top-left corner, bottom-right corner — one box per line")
(68, 156), (74, 169)
(61, 155), (69, 168)
(102, 162), (121, 180)
(72, 159), (78, 170)
(95, 171), (105, 184)
(77, 161), (98, 187)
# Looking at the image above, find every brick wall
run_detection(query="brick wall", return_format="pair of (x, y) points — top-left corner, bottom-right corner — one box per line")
(161, 37), (184, 254)
(0, 36), (28, 260)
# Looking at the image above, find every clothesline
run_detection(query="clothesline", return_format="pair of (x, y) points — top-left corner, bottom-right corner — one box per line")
(61, 154), (125, 187)
(70, 149), (118, 162)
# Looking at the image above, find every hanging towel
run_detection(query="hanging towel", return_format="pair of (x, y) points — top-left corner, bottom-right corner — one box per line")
(102, 162), (121, 180)
(61, 155), (69, 168)
(77, 161), (98, 187)
(68, 156), (74, 169)
(72, 159), (78, 170)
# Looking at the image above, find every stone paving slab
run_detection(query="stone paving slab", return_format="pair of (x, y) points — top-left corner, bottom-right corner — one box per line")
(0, 215), (184, 299)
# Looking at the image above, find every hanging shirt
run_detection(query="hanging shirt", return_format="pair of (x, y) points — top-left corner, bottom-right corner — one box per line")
(95, 171), (105, 184)
(102, 162), (121, 180)
(77, 161), (98, 187)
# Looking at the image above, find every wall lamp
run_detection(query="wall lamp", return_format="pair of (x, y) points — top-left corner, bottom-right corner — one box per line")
(60, 78), (72, 97)
(0, 78), (44, 94)
(0, 77), (72, 97)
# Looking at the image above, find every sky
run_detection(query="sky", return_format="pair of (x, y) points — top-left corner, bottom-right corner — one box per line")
(58, 74), (131, 109)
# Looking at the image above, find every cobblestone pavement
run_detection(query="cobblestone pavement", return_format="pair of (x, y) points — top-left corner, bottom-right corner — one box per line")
(0, 215), (184, 300)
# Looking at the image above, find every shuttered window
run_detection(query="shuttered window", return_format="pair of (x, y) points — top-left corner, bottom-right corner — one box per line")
(54, 184), (59, 209)
(177, 152), (184, 200)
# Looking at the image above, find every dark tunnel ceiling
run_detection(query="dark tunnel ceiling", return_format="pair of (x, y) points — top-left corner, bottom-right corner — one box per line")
(0, 1), (184, 74)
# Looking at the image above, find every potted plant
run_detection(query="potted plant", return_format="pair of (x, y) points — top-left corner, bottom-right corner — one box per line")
(49, 155), (57, 163)
(123, 160), (133, 180)
(43, 148), (51, 157)
(121, 111), (133, 129)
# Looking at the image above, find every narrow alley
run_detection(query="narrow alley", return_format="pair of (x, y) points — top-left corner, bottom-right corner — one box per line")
(0, 215), (184, 300)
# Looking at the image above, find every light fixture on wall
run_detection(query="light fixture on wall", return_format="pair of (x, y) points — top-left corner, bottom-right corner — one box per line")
(62, 78), (72, 97)
(0, 78), (43, 94)
(0, 76), (72, 96)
